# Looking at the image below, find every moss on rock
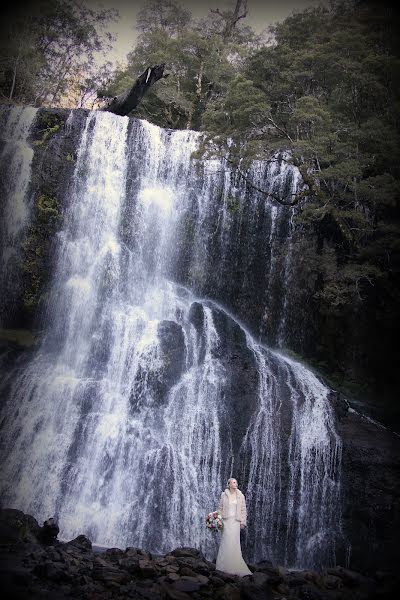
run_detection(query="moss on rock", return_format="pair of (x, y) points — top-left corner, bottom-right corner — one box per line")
(19, 193), (62, 312)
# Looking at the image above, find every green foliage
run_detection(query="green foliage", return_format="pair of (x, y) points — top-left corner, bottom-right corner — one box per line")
(37, 194), (61, 222)
(33, 124), (60, 146)
(226, 196), (241, 214)
(136, 0), (191, 35)
(314, 256), (383, 309)
(104, 0), (259, 129)
(0, 0), (117, 107)
(203, 75), (270, 138)
(31, 112), (66, 150)
(20, 193), (62, 311)
(199, 0), (400, 320)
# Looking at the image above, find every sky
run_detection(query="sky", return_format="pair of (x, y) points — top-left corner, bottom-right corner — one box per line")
(89, 0), (323, 66)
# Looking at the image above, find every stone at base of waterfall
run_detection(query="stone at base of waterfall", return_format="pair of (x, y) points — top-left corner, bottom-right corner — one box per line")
(38, 517), (59, 544)
(0, 508), (397, 600)
(239, 572), (269, 600)
(169, 546), (205, 559)
(0, 507), (41, 544)
(66, 533), (92, 551)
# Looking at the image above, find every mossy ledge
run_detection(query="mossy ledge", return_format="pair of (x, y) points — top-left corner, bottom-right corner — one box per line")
(14, 108), (89, 330)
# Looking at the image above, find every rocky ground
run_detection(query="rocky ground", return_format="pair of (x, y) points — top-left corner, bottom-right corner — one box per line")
(0, 509), (397, 600)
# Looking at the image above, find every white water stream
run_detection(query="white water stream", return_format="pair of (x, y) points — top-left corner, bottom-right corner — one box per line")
(0, 109), (342, 567)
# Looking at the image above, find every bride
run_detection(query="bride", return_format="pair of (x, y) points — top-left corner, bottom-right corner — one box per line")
(215, 477), (252, 576)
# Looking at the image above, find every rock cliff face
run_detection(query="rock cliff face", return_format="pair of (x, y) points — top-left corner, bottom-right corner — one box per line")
(333, 397), (400, 574)
(0, 107), (89, 330)
(0, 105), (399, 575)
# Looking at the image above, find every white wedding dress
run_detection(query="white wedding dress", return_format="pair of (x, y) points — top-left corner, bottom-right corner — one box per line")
(216, 498), (252, 576)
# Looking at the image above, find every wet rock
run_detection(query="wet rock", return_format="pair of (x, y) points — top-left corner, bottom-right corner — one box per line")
(338, 408), (400, 573)
(157, 319), (185, 384)
(211, 575), (225, 587)
(33, 560), (70, 582)
(0, 508), (397, 600)
(214, 569), (238, 583)
(318, 573), (343, 589)
(216, 582), (241, 600)
(209, 305), (259, 453)
(176, 556), (210, 575)
(104, 547), (124, 562)
(39, 517), (59, 544)
(0, 508), (41, 545)
(249, 571), (269, 588)
(155, 558), (170, 567)
(277, 582), (290, 594)
(205, 559), (216, 571)
(46, 546), (63, 562)
(188, 302), (204, 332)
(66, 534), (92, 552)
(125, 546), (152, 560)
(170, 547), (205, 559)
(118, 555), (141, 573)
(325, 565), (367, 587)
(92, 562), (127, 584)
(240, 574), (268, 600)
(180, 566), (197, 576)
(297, 584), (326, 600)
(286, 572), (311, 587)
(173, 575), (201, 592)
(254, 560), (274, 571)
(163, 583), (192, 600)
(165, 564), (180, 573)
(138, 558), (158, 577)
(131, 320), (186, 410)
(196, 573), (210, 585)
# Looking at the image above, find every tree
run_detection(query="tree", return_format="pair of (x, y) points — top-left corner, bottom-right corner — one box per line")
(103, 0), (259, 129)
(210, 0), (249, 42)
(0, 0), (117, 107)
(200, 0), (400, 317)
(136, 0), (191, 35)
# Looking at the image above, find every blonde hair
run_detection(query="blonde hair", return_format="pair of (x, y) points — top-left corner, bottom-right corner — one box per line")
(227, 477), (237, 487)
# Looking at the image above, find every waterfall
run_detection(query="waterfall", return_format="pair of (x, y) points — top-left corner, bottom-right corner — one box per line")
(0, 105), (38, 325)
(0, 109), (342, 568)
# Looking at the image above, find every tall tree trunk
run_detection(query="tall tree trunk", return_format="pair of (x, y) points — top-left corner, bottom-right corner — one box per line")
(211, 0), (248, 41)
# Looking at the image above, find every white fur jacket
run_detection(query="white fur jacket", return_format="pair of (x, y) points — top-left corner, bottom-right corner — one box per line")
(218, 488), (248, 526)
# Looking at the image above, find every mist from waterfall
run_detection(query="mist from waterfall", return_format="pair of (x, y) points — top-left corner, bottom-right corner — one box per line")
(0, 108), (342, 568)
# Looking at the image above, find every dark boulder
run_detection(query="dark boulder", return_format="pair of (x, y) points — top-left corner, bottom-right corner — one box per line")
(170, 546), (205, 560)
(0, 508), (40, 545)
(157, 319), (186, 390)
(38, 517), (59, 544)
(334, 397), (400, 574)
(65, 534), (92, 552)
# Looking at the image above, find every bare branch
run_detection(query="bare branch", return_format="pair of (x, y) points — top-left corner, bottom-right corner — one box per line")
(210, 8), (224, 18)
(228, 158), (319, 207)
(266, 117), (294, 143)
(211, 0), (248, 41)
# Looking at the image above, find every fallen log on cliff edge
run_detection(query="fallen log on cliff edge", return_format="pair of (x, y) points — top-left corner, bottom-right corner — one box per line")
(103, 64), (168, 116)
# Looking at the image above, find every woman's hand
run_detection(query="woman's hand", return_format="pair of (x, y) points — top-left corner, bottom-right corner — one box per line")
(240, 522), (245, 529)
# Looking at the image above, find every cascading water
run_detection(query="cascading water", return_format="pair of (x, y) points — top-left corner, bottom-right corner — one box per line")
(0, 105), (38, 325)
(0, 108), (342, 569)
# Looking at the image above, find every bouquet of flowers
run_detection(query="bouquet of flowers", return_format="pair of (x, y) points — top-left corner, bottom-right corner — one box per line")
(205, 511), (223, 532)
